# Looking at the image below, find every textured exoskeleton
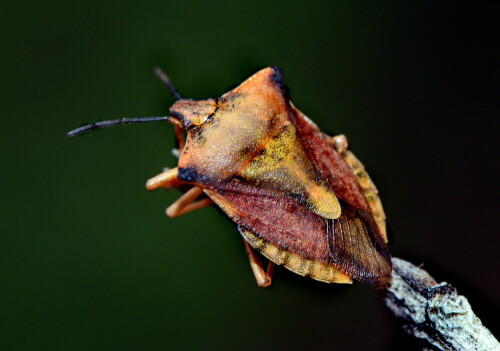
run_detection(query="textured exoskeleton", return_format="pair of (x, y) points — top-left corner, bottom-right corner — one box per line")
(147, 67), (391, 286)
(69, 67), (391, 287)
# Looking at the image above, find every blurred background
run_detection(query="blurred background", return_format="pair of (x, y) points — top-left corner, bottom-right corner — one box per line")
(1, 1), (498, 350)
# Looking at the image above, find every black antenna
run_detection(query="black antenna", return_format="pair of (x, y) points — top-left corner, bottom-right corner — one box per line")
(154, 67), (182, 100)
(67, 68), (183, 137)
(66, 116), (177, 137)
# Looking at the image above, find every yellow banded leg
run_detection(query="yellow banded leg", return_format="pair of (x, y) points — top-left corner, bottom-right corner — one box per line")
(243, 240), (274, 288)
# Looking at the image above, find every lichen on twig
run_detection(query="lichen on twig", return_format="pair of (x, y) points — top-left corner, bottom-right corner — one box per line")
(383, 257), (499, 351)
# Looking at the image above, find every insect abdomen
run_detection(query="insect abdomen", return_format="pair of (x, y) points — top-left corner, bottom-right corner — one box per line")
(239, 227), (353, 284)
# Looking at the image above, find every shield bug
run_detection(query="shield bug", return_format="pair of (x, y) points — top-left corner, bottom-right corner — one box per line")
(68, 67), (391, 287)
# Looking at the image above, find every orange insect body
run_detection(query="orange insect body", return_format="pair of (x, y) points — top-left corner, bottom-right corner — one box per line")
(70, 67), (392, 287)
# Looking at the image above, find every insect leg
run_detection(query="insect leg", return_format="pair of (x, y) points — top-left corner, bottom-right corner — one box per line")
(166, 187), (213, 218)
(147, 169), (213, 217)
(146, 168), (181, 190)
(167, 197), (214, 218)
(243, 240), (274, 288)
(329, 134), (349, 154)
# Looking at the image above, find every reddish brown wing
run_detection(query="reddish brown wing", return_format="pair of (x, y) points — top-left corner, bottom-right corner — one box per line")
(326, 204), (391, 285)
(208, 179), (331, 264)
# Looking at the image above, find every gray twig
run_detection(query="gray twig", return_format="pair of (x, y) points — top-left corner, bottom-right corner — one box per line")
(383, 257), (499, 351)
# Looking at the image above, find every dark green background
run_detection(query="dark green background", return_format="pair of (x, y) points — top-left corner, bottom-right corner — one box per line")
(2, 1), (498, 350)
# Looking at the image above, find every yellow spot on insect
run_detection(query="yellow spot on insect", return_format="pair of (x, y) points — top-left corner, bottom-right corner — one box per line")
(240, 122), (341, 219)
(307, 184), (341, 219)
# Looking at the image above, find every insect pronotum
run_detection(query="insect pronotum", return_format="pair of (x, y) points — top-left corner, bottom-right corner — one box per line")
(68, 67), (392, 287)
